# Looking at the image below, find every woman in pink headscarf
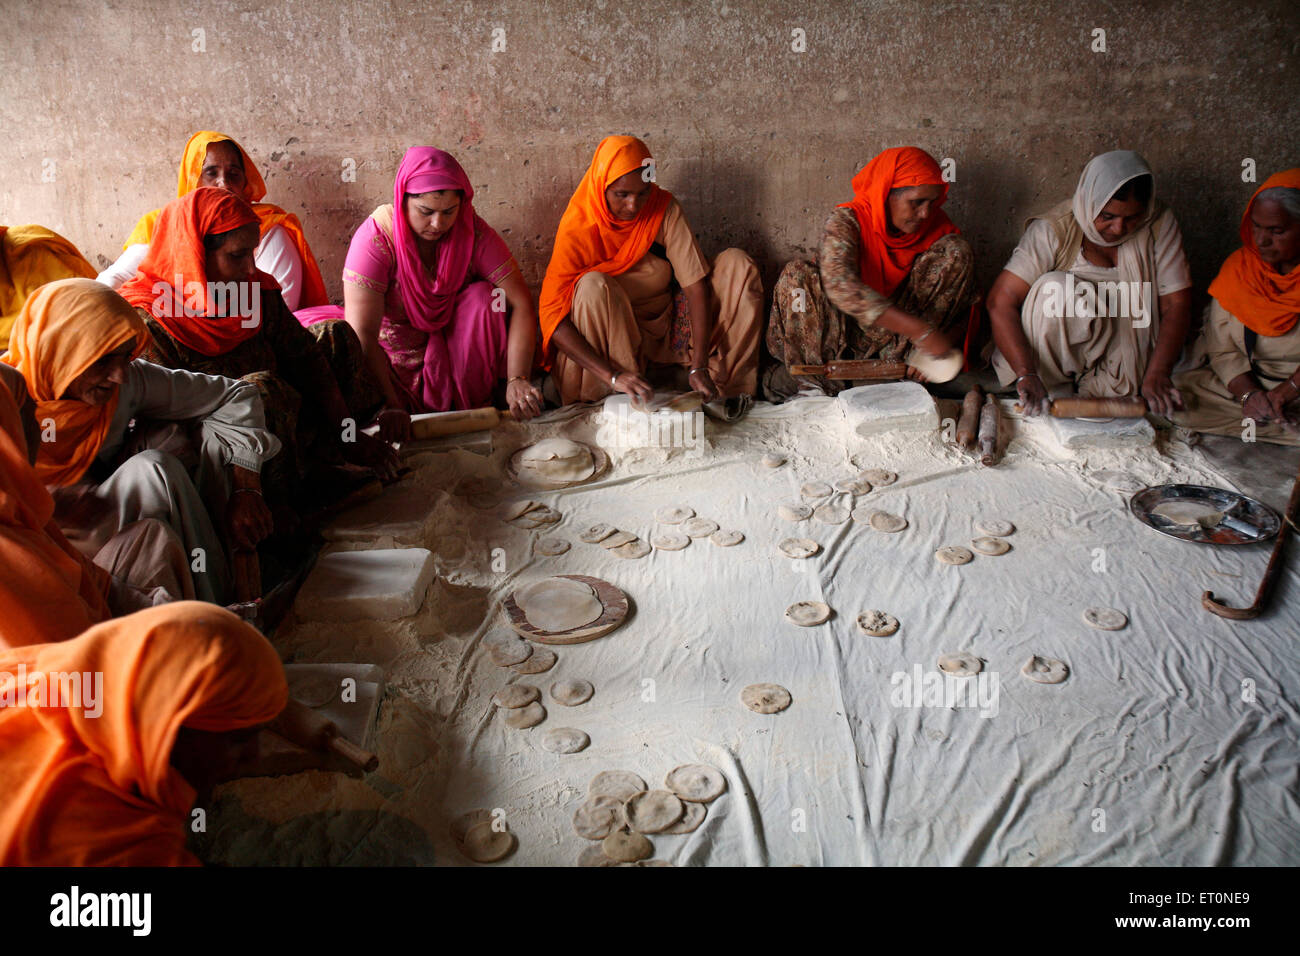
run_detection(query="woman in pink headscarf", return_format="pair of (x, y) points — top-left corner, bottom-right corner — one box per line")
(298, 147), (542, 440)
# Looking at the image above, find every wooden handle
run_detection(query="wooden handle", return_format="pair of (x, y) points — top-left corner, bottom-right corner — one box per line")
(788, 360), (908, 380)
(1049, 397), (1148, 418)
(408, 406), (502, 439)
(328, 735), (379, 772)
(956, 385), (984, 449)
(271, 698), (377, 773)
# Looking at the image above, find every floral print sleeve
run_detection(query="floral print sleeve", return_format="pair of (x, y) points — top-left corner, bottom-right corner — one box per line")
(818, 207), (890, 328)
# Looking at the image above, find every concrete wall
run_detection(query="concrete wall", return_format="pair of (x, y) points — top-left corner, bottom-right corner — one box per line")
(2, 0), (1297, 306)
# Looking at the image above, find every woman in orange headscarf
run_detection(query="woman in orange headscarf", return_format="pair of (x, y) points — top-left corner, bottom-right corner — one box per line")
(1174, 169), (1300, 444)
(0, 602), (287, 865)
(98, 130), (328, 311)
(764, 146), (977, 400)
(0, 224), (97, 351)
(540, 135), (763, 412)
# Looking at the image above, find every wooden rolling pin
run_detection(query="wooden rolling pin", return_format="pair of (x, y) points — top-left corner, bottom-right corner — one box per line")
(1014, 397), (1149, 418)
(271, 698), (379, 773)
(956, 385), (984, 449)
(408, 406), (514, 439)
(977, 395), (999, 466)
(788, 360), (908, 380)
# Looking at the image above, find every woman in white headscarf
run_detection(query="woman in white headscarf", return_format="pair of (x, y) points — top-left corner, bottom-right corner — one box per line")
(987, 150), (1192, 415)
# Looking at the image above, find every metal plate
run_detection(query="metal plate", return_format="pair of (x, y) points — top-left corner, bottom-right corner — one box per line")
(1129, 484), (1281, 545)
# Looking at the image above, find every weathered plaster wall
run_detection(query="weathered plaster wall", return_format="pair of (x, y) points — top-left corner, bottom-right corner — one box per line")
(2, 0), (1297, 304)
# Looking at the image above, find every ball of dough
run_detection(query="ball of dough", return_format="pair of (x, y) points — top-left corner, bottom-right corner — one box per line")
(503, 701), (546, 728)
(935, 546), (974, 565)
(602, 829), (653, 863)
(906, 346), (963, 383)
(860, 469), (897, 486)
(493, 684), (541, 709)
(1022, 655), (1069, 684)
(535, 536), (570, 556)
(970, 536), (1010, 555)
(975, 518), (1015, 537)
(779, 503), (813, 521)
(542, 727), (590, 753)
(710, 529), (745, 547)
(461, 821), (516, 863)
(665, 764), (727, 803)
(573, 795), (626, 840)
(684, 517), (719, 537)
(785, 601), (832, 626)
(579, 523), (616, 543)
(778, 537), (820, 559)
(856, 610), (899, 636)
(865, 510), (908, 532)
(813, 502), (850, 524)
(624, 790), (685, 833)
(612, 538), (651, 559)
(1083, 607), (1127, 630)
(512, 646), (557, 674)
(801, 481), (833, 499)
(656, 505), (695, 524)
(761, 452), (787, 468)
(651, 531), (691, 551)
(742, 683), (792, 714)
(589, 770), (649, 801)
(551, 678), (594, 706)
(937, 652), (982, 677)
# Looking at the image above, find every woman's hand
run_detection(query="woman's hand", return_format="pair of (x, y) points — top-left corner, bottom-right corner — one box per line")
(1261, 387), (1300, 434)
(343, 432), (401, 482)
(611, 368), (654, 404)
(375, 407), (412, 443)
(1016, 372), (1049, 416)
(1140, 367), (1184, 417)
(687, 367), (720, 402)
(506, 377), (544, 420)
(226, 490), (274, 550)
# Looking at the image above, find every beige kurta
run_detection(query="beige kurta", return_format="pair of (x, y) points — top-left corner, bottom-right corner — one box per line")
(1172, 300), (1300, 445)
(552, 199), (763, 404)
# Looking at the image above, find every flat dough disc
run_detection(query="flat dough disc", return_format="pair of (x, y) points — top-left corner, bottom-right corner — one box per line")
(761, 452), (786, 468)
(519, 505), (561, 528)
(625, 790), (685, 833)
(835, 477), (873, 495)
(860, 469), (897, 486)
(512, 646), (557, 674)
(866, 510), (908, 532)
(503, 700), (546, 728)
(813, 502), (850, 524)
(573, 795), (626, 840)
(612, 538), (651, 559)
(1152, 501), (1223, 526)
(461, 821), (516, 862)
(856, 610), (899, 636)
(665, 764), (727, 802)
(589, 770), (649, 802)
(602, 830), (653, 863)
(975, 518), (1015, 537)
(494, 684), (541, 708)
(801, 481), (833, 499)
(542, 727), (590, 753)
(742, 683), (792, 714)
(711, 529), (744, 547)
(938, 652), (982, 677)
(778, 537), (820, 559)
(579, 523), (616, 544)
(779, 503), (812, 522)
(651, 531), (691, 551)
(936, 546), (974, 565)
(661, 799), (708, 834)
(656, 505), (695, 524)
(599, 530), (637, 549)
(684, 517), (719, 537)
(906, 346), (963, 383)
(516, 437), (596, 482)
(535, 536), (570, 556)
(517, 579), (603, 632)
(488, 638), (534, 666)
(785, 601), (832, 626)
(551, 678), (594, 706)
(1022, 655), (1069, 684)
(971, 536), (1010, 555)
(1083, 607), (1128, 630)
(450, 808), (493, 845)
(578, 844), (620, 866)
(500, 499), (541, 521)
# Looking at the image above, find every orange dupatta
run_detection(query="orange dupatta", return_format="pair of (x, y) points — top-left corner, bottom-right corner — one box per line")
(538, 135), (672, 355)
(0, 602), (287, 865)
(1207, 168), (1300, 336)
(0, 225), (97, 351)
(1, 278), (145, 487)
(838, 146), (959, 297)
(124, 130), (329, 308)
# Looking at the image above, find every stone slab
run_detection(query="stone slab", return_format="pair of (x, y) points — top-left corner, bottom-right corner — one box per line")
(1045, 414), (1155, 451)
(294, 548), (435, 622)
(322, 479), (437, 543)
(837, 381), (939, 437)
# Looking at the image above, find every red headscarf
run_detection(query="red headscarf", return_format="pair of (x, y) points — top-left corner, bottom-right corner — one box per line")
(539, 136), (672, 354)
(119, 187), (272, 356)
(838, 146), (959, 296)
(0, 602), (287, 865)
(1207, 168), (1300, 336)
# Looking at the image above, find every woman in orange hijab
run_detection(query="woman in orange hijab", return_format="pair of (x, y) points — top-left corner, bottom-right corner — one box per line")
(0, 602), (287, 865)
(540, 135), (763, 412)
(98, 130), (328, 311)
(764, 146), (977, 400)
(1174, 169), (1300, 444)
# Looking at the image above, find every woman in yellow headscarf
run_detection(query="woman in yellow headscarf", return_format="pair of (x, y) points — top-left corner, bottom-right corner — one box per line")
(0, 224), (96, 351)
(539, 135), (763, 414)
(98, 130), (328, 311)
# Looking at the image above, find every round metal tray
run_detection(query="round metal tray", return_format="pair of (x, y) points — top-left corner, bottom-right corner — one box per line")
(1129, 483), (1281, 545)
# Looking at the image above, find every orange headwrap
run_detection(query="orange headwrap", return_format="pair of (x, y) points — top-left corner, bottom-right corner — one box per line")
(124, 131), (329, 307)
(2, 278), (145, 486)
(118, 187), (271, 357)
(1207, 168), (1300, 337)
(838, 146), (959, 297)
(0, 372), (110, 649)
(0, 602), (287, 865)
(1, 225), (97, 351)
(538, 135), (672, 355)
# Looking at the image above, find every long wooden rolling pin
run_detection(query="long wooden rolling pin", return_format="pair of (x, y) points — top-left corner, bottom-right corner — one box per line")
(271, 698), (379, 773)
(788, 359), (908, 380)
(1013, 397), (1149, 418)
(956, 385), (984, 449)
(408, 406), (514, 439)
(977, 395), (999, 466)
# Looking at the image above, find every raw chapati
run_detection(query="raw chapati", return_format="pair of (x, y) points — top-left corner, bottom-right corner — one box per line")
(535, 536), (570, 556)
(542, 728), (590, 753)
(517, 578), (603, 632)
(835, 477), (873, 495)
(579, 523), (617, 543)
(864, 510), (907, 532)
(1022, 655), (1070, 684)
(665, 764), (727, 803)
(785, 601), (832, 626)
(856, 610), (899, 636)
(938, 652), (982, 677)
(778, 537), (820, 558)
(661, 800), (708, 834)
(761, 452), (787, 468)
(652, 530), (691, 551)
(573, 795), (625, 840)
(860, 469), (897, 486)
(971, 536), (1011, 555)
(906, 346), (963, 382)
(493, 684), (541, 708)
(656, 505), (695, 524)
(974, 518), (1015, 537)
(503, 701), (546, 728)
(551, 678), (594, 706)
(1152, 501), (1223, 527)
(779, 503), (813, 521)
(449, 808), (493, 844)
(742, 683), (792, 713)
(710, 529), (744, 547)
(488, 638), (534, 667)
(602, 829), (653, 863)
(599, 530), (637, 549)
(612, 538), (651, 559)
(589, 770), (649, 801)
(1083, 607), (1128, 630)
(516, 437), (596, 482)
(513, 646), (557, 674)
(577, 844), (620, 866)
(461, 821), (516, 862)
(801, 481), (833, 499)
(935, 546), (974, 565)
(684, 517), (719, 537)
(813, 502), (850, 524)
(625, 790), (685, 833)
